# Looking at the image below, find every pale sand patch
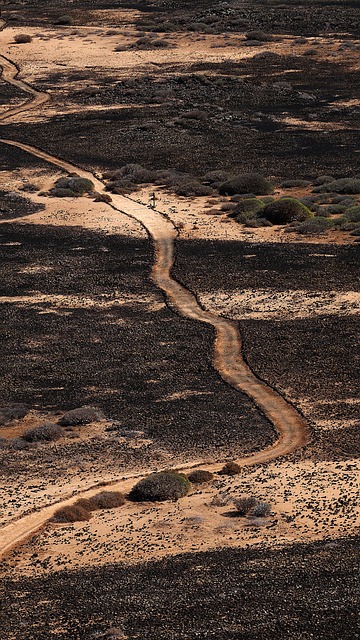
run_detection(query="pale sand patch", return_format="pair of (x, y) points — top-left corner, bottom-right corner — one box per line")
(4, 458), (358, 577)
(197, 289), (360, 321)
(0, 292), (164, 311)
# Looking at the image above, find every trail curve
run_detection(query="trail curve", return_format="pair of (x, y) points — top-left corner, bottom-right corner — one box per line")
(0, 42), (309, 559)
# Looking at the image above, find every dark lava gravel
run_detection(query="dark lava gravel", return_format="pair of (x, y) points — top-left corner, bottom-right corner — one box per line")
(1, 536), (358, 639)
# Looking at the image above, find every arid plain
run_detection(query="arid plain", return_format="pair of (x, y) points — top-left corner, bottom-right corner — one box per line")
(0, 1), (359, 638)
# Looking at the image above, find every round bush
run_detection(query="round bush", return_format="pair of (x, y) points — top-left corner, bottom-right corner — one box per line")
(262, 198), (313, 224)
(175, 181), (213, 197)
(233, 496), (257, 515)
(14, 34), (32, 44)
(22, 422), (62, 443)
(55, 15), (73, 25)
(129, 472), (191, 502)
(231, 198), (265, 221)
(87, 491), (126, 510)
(59, 406), (104, 426)
(52, 504), (91, 523)
(219, 173), (273, 196)
(187, 470), (214, 484)
(220, 461), (241, 476)
(54, 177), (94, 195)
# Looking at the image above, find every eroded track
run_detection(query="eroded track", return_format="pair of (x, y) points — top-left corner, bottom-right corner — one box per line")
(0, 38), (309, 559)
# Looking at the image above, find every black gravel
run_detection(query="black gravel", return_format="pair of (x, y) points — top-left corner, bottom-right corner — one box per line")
(0, 223), (274, 460)
(1, 536), (358, 639)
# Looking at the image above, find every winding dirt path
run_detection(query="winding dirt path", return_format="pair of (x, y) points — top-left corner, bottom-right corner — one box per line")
(0, 40), (309, 559)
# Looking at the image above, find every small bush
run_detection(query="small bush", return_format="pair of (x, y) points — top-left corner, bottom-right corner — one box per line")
(245, 31), (274, 42)
(52, 504), (92, 523)
(219, 174), (273, 196)
(280, 179), (311, 188)
(187, 470), (214, 484)
(313, 178), (360, 194)
(14, 34), (32, 44)
(93, 192), (113, 203)
(59, 406), (104, 426)
(321, 204), (346, 215)
(53, 177), (94, 195)
(332, 195), (357, 205)
(313, 175), (335, 185)
(210, 493), (231, 507)
(55, 15), (73, 26)
(174, 181), (213, 197)
(129, 471), (191, 502)
(233, 496), (257, 515)
(291, 217), (334, 235)
(22, 423), (62, 443)
(231, 198), (265, 221)
(220, 461), (241, 476)
(0, 405), (28, 425)
(202, 170), (231, 187)
(345, 206), (360, 222)
(245, 217), (272, 228)
(262, 198), (313, 224)
(252, 501), (271, 517)
(86, 491), (126, 510)
(50, 187), (78, 198)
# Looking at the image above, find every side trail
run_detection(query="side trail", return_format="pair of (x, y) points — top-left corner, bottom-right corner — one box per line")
(0, 42), (309, 559)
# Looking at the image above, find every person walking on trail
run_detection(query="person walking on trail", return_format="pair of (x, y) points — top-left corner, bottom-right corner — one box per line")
(150, 192), (156, 209)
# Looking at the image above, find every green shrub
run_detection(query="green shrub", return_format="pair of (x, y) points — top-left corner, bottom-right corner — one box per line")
(280, 179), (311, 188)
(321, 204), (347, 215)
(175, 181), (213, 197)
(219, 173), (273, 196)
(129, 471), (191, 502)
(313, 175), (334, 185)
(220, 461), (241, 476)
(50, 187), (78, 198)
(231, 198), (265, 219)
(292, 217), (334, 235)
(187, 470), (213, 484)
(245, 217), (273, 228)
(52, 504), (92, 523)
(262, 198), (313, 224)
(22, 423), (62, 443)
(313, 178), (360, 194)
(345, 205), (360, 222)
(54, 177), (94, 195)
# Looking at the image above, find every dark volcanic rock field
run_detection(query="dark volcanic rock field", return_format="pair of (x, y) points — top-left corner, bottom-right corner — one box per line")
(0, 223), (274, 465)
(1, 536), (359, 639)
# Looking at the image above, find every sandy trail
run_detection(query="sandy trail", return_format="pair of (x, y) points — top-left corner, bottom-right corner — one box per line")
(0, 38), (309, 558)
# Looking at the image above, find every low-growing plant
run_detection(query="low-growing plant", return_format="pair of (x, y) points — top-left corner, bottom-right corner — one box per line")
(280, 179), (311, 188)
(174, 181), (213, 197)
(313, 178), (360, 194)
(187, 470), (214, 484)
(128, 471), (191, 502)
(262, 198), (313, 224)
(59, 406), (104, 426)
(219, 174), (273, 196)
(14, 34), (32, 44)
(53, 176), (94, 195)
(86, 491), (126, 510)
(0, 404), (28, 425)
(345, 205), (360, 222)
(52, 504), (92, 523)
(233, 496), (257, 515)
(220, 461), (241, 476)
(22, 423), (62, 443)
(291, 217), (334, 235)
(313, 175), (335, 185)
(252, 501), (271, 517)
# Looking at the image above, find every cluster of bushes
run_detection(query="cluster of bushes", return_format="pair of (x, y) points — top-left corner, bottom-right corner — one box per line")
(52, 491), (126, 523)
(49, 177), (95, 198)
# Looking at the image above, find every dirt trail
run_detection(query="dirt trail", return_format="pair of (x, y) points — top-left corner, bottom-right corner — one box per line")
(0, 40), (309, 558)
(0, 54), (50, 120)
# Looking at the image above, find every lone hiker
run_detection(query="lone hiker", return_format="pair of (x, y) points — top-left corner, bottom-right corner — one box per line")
(150, 192), (156, 209)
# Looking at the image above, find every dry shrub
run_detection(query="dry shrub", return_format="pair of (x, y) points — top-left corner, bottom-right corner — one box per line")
(187, 469), (214, 484)
(87, 491), (126, 510)
(220, 461), (241, 476)
(233, 496), (257, 515)
(210, 492), (231, 507)
(22, 423), (62, 443)
(252, 501), (271, 517)
(14, 34), (32, 43)
(0, 404), (28, 426)
(52, 504), (92, 523)
(59, 406), (104, 426)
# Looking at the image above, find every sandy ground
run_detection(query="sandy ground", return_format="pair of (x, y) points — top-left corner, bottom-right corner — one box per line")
(0, 17), (358, 580)
(2, 456), (358, 577)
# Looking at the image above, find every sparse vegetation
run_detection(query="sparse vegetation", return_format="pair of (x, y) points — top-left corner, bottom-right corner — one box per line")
(58, 406), (104, 426)
(22, 423), (62, 443)
(129, 471), (191, 502)
(50, 177), (94, 197)
(233, 496), (257, 515)
(313, 178), (360, 194)
(52, 504), (92, 523)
